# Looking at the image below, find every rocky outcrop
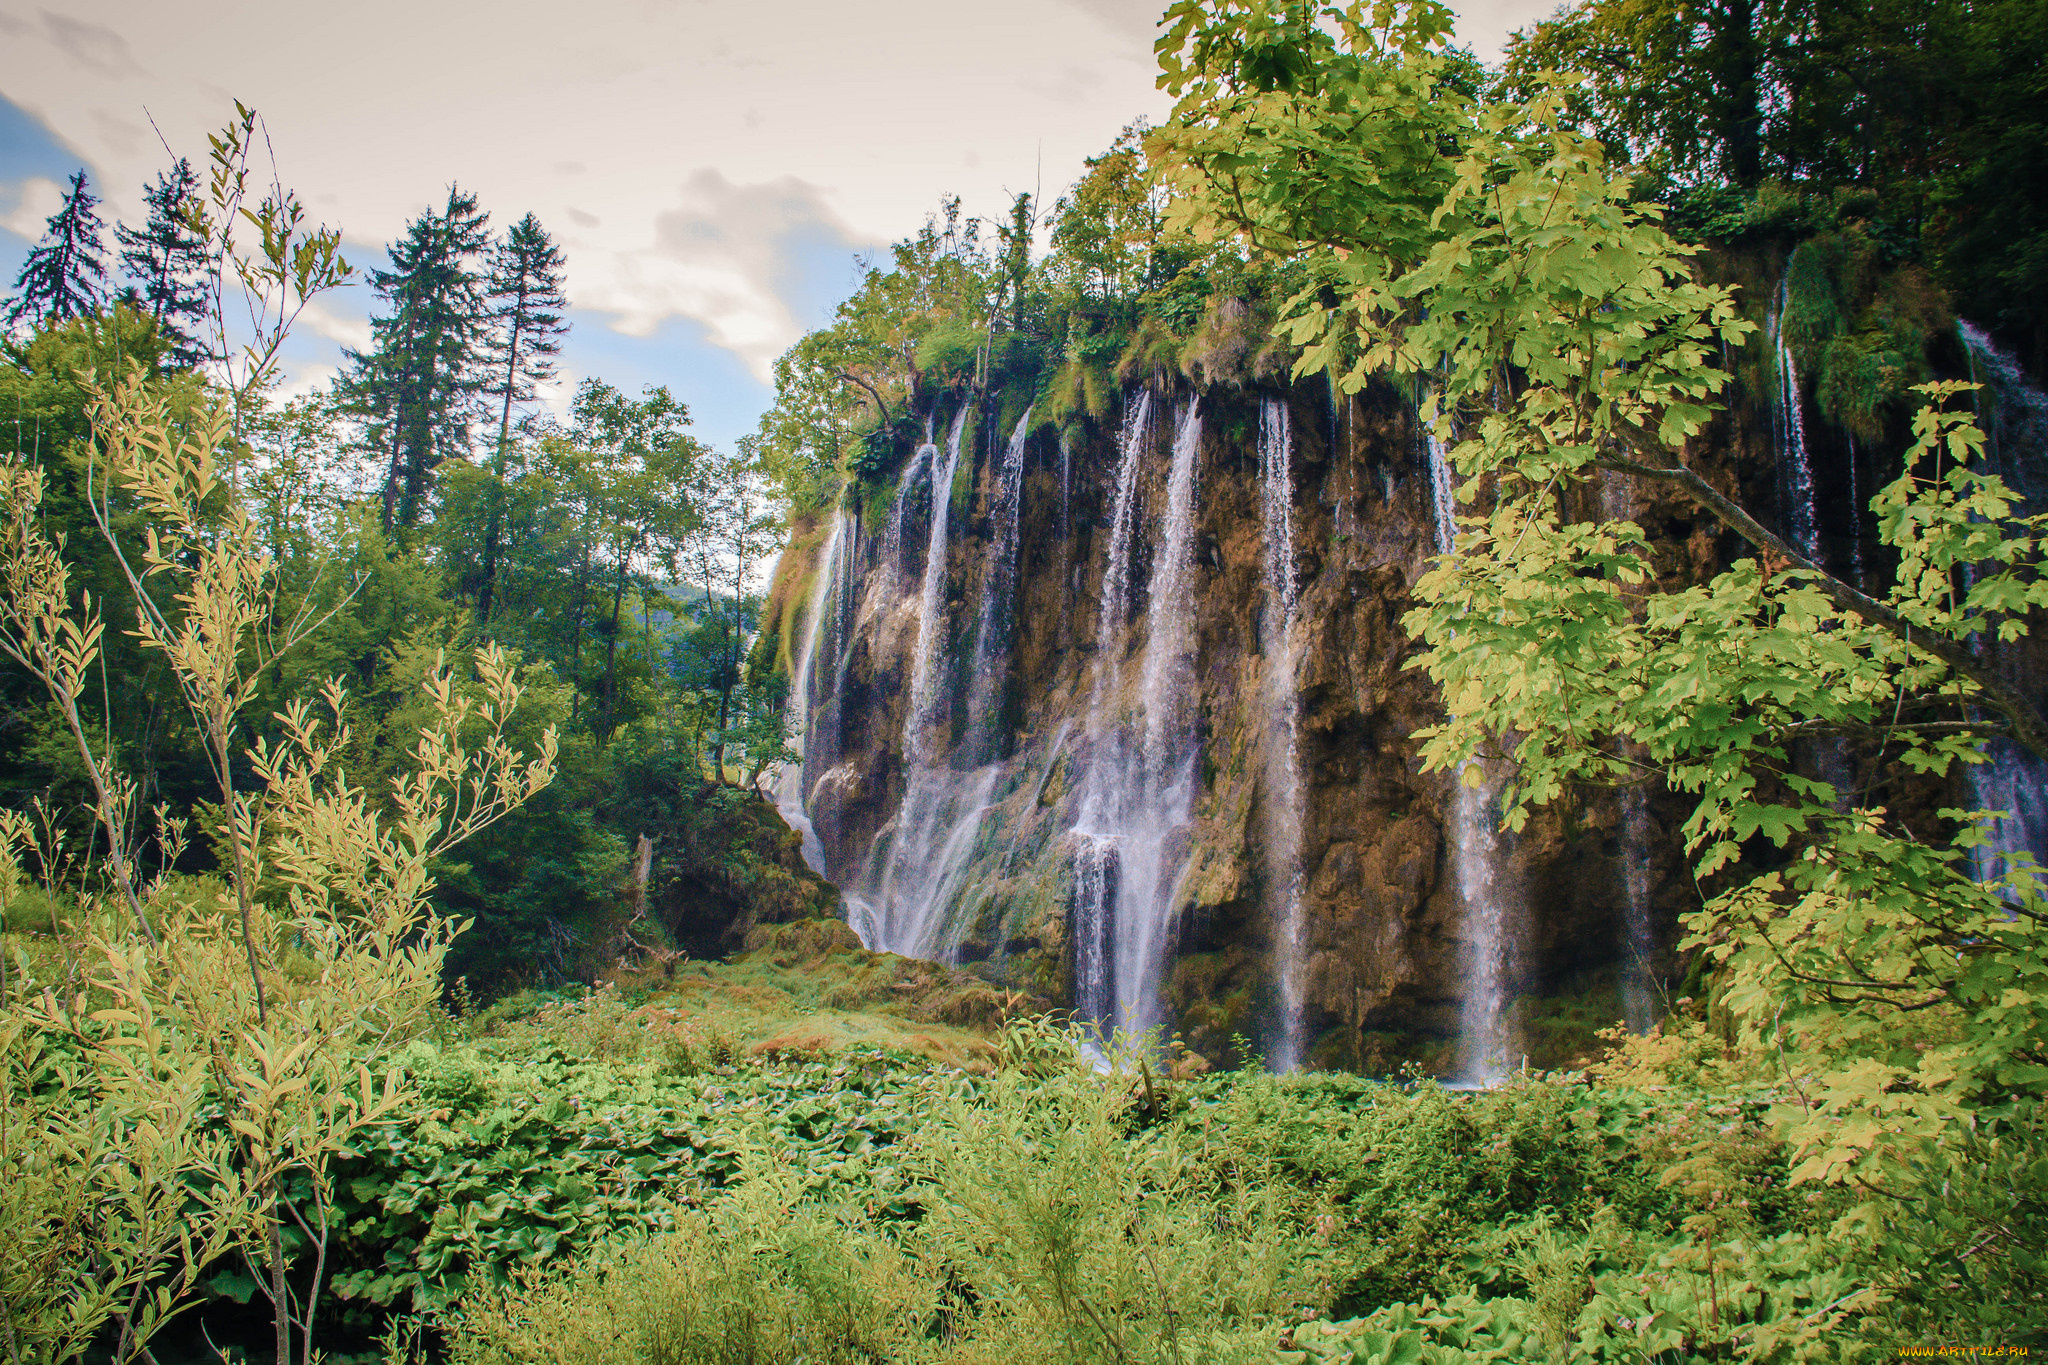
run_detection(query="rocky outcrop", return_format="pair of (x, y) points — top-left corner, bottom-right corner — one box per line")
(654, 784), (842, 958)
(767, 288), (2028, 1072)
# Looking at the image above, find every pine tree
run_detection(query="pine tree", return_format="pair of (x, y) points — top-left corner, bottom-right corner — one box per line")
(342, 185), (491, 530)
(476, 212), (569, 622)
(3, 170), (109, 330)
(115, 158), (211, 368)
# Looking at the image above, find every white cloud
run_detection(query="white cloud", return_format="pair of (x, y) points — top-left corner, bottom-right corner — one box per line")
(572, 170), (862, 381)
(0, 176), (64, 241)
(0, 0), (1170, 389)
(292, 297), (372, 353)
(271, 358), (337, 402)
(0, 0), (1557, 403)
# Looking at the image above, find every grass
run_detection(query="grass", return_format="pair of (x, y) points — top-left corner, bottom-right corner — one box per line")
(471, 919), (1038, 1072)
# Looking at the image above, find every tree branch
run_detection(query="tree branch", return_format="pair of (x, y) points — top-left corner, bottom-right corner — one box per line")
(1593, 450), (2048, 762)
(834, 371), (894, 429)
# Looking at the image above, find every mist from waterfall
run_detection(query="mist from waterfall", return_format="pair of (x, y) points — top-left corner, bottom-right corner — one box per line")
(1259, 397), (1310, 1069)
(1424, 424), (1515, 1084)
(1073, 396), (1207, 1042)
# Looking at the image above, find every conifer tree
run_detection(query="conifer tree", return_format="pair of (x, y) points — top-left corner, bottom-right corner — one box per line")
(344, 185), (491, 530)
(3, 170), (109, 330)
(114, 158), (210, 367)
(476, 212), (569, 622)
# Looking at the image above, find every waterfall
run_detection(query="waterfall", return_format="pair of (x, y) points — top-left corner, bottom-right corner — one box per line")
(1955, 320), (2048, 892)
(1072, 391), (1156, 1029)
(1770, 277), (1854, 808)
(1616, 778), (1657, 1031)
(1424, 425), (1516, 1083)
(1259, 397), (1310, 1069)
(883, 419), (938, 587)
(1845, 434), (1866, 588)
(1075, 395), (1208, 1041)
(965, 409), (1033, 761)
(854, 407), (1001, 957)
(1959, 319), (2048, 502)
(907, 408), (971, 749)
(1059, 426), (1073, 541)
(1768, 278), (1821, 560)
(771, 512), (847, 876)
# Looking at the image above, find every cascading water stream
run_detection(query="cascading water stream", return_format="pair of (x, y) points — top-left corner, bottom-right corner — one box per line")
(771, 512), (847, 875)
(1424, 425), (1515, 1083)
(1845, 434), (1866, 588)
(1074, 394), (1214, 1041)
(1955, 320), (2048, 889)
(1768, 278), (1821, 561)
(965, 409), (1033, 760)
(1770, 277), (1854, 808)
(1258, 397), (1310, 1069)
(882, 419), (938, 589)
(1072, 391), (1156, 1030)
(906, 409), (971, 747)
(855, 408), (1001, 956)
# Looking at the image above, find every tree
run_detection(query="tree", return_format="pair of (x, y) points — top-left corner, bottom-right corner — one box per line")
(476, 211), (569, 623)
(114, 158), (210, 367)
(343, 185), (491, 530)
(3, 170), (109, 330)
(532, 380), (702, 744)
(693, 438), (785, 781)
(1153, 0), (2048, 1191)
(0, 114), (555, 1364)
(1505, 0), (2048, 375)
(1048, 124), (1178, 302)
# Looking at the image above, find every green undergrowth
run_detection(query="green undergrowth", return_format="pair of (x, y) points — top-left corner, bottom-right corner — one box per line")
(321, 1041), (961, 1316)
(425, 1043), (1932, 1365)
(195, 1011), (2040, 1361)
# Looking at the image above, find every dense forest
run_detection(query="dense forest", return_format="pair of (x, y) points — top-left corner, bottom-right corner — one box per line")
(3, 0), (2045, 1359)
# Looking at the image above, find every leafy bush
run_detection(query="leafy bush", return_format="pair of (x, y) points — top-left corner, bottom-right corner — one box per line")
(326, 1042), (957, 1313)
(409, 1026), (1904, 1363)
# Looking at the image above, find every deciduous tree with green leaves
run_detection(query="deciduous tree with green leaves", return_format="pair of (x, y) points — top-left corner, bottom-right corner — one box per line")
(1152, 0), (2048, 1197)
(0, 112), (556, 1365)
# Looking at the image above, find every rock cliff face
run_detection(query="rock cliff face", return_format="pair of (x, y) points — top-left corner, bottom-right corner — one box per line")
(764, 307), (2043, 1074)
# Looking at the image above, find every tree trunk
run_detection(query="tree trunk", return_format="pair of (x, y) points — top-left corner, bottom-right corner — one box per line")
(599, 565), (626, 746)
(478, 319), (523, 624)
(1711, 0), (1765, 185)
(568, 539), (590, 723)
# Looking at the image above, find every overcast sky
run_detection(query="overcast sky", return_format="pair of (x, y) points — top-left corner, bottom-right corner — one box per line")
(0, 0), (1557, 449)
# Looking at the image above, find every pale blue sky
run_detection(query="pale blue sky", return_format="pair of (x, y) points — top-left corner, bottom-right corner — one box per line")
(0, 90), (870, 449)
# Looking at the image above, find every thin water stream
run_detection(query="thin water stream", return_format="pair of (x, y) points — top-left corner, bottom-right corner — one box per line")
(1259, 397), (1310, 1069)
(1074, 395), (1208, 1041)
(1423, 424), (1515, 1083)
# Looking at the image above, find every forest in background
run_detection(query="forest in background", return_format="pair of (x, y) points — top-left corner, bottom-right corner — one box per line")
(1, 0), (2045, 1357)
